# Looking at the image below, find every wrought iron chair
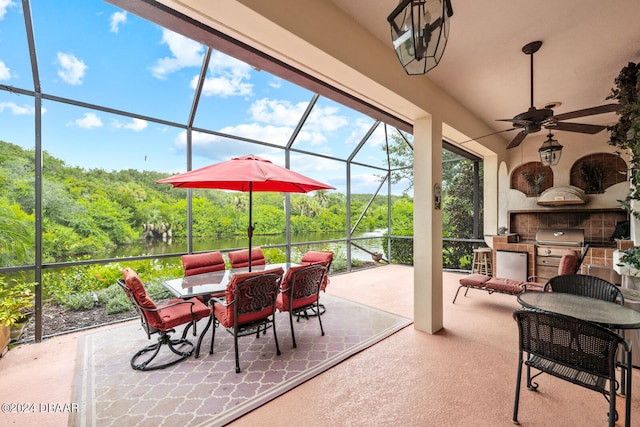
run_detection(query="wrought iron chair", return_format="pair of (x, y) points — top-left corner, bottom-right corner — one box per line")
(276, 264), (327, 348)
(512, 308), (631, 427)
(228, 247), (266, 269)
(521, 246), (587, 292)
(543, 274), (624, 304)
(118, 268), (211, 371)
(208, 267), (284, 373)
(299, 250), (333, 315)
(181, 251), (225, 276)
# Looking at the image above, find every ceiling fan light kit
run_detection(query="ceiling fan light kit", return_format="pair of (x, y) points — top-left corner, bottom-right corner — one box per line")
(538, 132), (563, 166)
(387, 0), (453, 75)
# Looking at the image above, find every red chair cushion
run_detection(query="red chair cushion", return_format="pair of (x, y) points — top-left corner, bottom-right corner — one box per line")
(182, 251), (225, 276)
(158, 297), (211, 329)
(123, 268), (210, 330)
(558, 251), (579, 275)
(300, 251), (333, 291)
(459, 274), (491, 287)
(228, 247), (266, 268)
(214, 267), (284, 328)
(276, 264), (319, 312)
(484, 277), (524, 293)
(122, 268), (162, 329)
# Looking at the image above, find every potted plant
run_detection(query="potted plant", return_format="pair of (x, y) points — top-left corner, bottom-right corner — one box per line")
(0, 278), (34, 355)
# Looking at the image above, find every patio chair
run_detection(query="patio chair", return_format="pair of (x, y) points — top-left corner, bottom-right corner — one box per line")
(301, 250), (333, 291)
(181, 251), (225, 276)
(276, 264), (327, 348)
(523, 245), (589, 291)
(512, 308), (631, 427)
(228, 247), (266, 269)
(543, 274), (624, 304)
(300, 250), (333, 315)
(209, 267), (284, 373)
(118, 268), (211, 371)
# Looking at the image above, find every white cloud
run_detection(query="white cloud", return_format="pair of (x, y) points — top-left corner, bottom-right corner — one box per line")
(345, 118), (384, 147)
(0, 101), (35, 115)
(218, 123), (292, 144)
(0, 0), (15, 20)
(0, 60), (10, 80)
(150, 29), (204, 79)
(125, 118), (148, 131)
(111, 117), (148, 131)
(110, 11), (127, 33)
(306, 105), (349, 132)
(250, 98), (308, 126)
(269, 78), (282, 89)
(56, 52), (87, 85)
(74, 113), (102, 129)
(196, 52), (253, 97)
(247, 99), (348, 148)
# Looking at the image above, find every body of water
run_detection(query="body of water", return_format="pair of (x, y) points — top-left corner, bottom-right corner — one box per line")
(101, 230), (387, 262)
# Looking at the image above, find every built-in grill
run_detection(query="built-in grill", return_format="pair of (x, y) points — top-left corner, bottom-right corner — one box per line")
(535, 228), (585, 279)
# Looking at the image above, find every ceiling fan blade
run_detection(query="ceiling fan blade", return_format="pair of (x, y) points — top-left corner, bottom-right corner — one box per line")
(458, 128), (515, 144)
(506, 131), (528, 149)
(496, 118), (530, 127)
(550, 122), (607, 134)
(553, 103), (620, 121)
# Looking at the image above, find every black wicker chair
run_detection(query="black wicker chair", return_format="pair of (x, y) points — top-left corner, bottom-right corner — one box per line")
(512, 308), (631, 427)
(543, 274), (624, 304)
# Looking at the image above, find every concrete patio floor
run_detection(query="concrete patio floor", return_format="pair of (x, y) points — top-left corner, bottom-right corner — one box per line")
(0, 264), (638, 426)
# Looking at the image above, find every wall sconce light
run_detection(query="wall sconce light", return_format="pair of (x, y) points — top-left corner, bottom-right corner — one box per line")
(387, 0), (453, 75)
(539, 131), (563, 166)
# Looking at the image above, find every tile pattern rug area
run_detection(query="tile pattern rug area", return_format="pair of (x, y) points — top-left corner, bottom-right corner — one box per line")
(70, 294), (412, 427)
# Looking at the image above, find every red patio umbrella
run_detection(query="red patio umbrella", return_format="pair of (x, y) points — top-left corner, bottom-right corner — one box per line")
(157, 155), (335, 269)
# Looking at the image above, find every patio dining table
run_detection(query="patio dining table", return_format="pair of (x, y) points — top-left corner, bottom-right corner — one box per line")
(516, 292), (640, 329)
(162, 262), (298, 356)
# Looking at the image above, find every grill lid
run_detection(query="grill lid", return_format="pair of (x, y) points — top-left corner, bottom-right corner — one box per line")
(535, 228), (585, 247)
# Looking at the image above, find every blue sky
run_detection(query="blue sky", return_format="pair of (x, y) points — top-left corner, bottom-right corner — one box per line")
(0, 0), (410, 195)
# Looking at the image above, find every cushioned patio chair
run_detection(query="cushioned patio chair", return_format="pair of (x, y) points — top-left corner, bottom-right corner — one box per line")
(276, 264), (327, 348)
(118, 267), (211, 371)
(181, 251), (225, 276)
(512, 308), (631, 426)
(523, 245), (588, 291)
(453, 248), (587, 303)
(300, 250), (333, 291)
(452, 274), (525, 303)
(299, 250), (333, 315)
(228, 247), (266, 269)
(209, 267), (284, 373)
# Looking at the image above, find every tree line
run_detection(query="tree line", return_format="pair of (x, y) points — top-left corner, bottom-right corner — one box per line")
(0, 140), (413, 265)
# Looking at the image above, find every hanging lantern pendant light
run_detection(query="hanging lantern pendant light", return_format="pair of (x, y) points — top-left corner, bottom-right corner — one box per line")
(387, 0), (454, 75)
(539, 131), (563, 166)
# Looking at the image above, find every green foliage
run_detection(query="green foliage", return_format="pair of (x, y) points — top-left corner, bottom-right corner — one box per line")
(607, 62), (640, 218)
(0, 278), (35, 327)
(388, 234), (413, 265)
(263, 247), (286, 263)
(0, 202), (34, 266)
(62, 292), (96, 311)
(105, 296), (131, 315)
(442, 156), (482, 269)
(619, 246), (640, 270)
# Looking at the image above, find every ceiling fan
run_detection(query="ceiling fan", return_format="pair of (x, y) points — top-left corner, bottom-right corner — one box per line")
(467, 41), (620, 148)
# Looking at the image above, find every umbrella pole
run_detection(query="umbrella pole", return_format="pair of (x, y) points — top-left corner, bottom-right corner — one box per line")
(248, 183), (253, 272)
